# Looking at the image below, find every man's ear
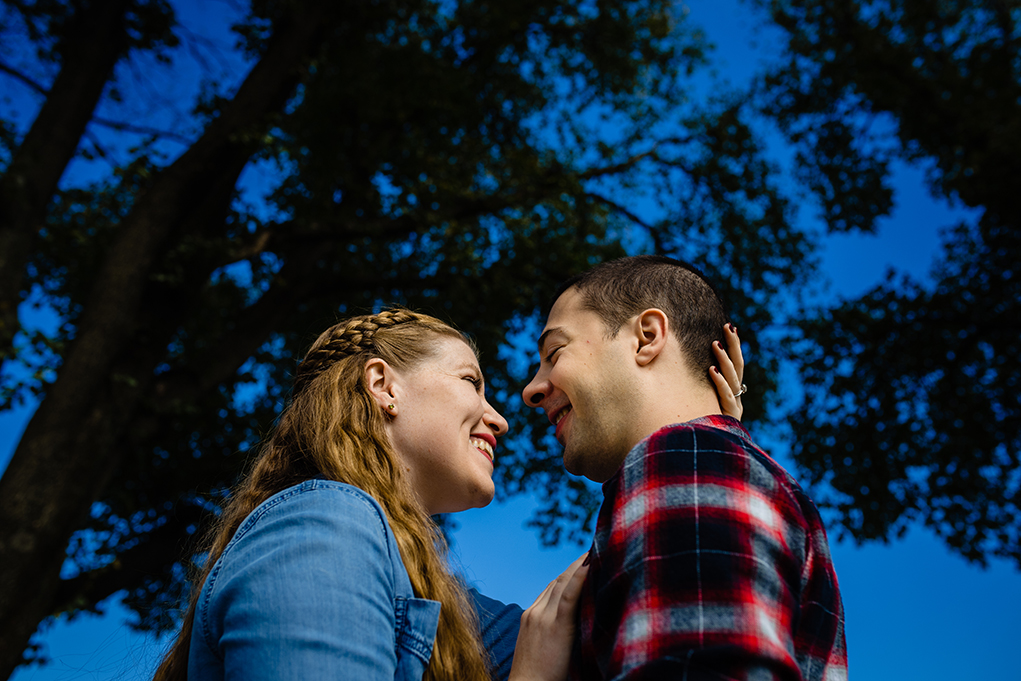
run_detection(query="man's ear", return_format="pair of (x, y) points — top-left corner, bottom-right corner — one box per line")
(634, 308), (669, 367)
(364, 358), (398, 412)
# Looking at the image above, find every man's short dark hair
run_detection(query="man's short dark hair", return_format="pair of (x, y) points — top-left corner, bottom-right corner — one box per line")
(552, 255), (729, 385)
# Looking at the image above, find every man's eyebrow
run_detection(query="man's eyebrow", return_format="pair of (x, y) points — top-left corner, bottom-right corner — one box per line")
(537, 327), (562, 356)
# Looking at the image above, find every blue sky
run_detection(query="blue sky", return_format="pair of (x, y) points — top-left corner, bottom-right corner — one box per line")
(2, 1), (1020, 680)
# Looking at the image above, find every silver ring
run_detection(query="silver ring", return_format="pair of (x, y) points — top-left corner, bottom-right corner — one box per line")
(734, 384), (747, 397)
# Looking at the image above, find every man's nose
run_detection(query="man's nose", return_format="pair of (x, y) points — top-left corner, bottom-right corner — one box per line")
(521, 372), (547, 407)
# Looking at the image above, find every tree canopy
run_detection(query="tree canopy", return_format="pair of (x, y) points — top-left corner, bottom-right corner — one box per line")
(754, 0), (1021, 566)
(0, 0), (807, 674)
(4, 0), (1018, 674)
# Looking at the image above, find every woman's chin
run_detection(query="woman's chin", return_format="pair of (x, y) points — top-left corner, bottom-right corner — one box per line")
(466, 486), (497, 511)
(433, 486), (496, 515)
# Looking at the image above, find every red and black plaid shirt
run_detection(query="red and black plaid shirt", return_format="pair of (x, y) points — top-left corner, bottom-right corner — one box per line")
(570, 415), (847, 681)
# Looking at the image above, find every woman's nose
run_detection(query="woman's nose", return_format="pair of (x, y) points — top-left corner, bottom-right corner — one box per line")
(484, 403), (509, 436)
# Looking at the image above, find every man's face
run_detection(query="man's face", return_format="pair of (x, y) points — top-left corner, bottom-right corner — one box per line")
(521, 287), (641, 482)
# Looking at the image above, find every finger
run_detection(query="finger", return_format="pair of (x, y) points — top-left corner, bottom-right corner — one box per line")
(554, 554), (590, 617)
(511, 553), (590, 681)
(723, 323), (745, 384)
(711, 364), (743, 420)
(710, 364), (735, 403)
(525, 552), (588, 612)
(526, 576), (559, 612)
(712, 340), (741, 394)
(542, 552), (588, 604)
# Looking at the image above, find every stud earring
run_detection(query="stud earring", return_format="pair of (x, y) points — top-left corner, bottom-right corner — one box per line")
(387, 403), (395, 411)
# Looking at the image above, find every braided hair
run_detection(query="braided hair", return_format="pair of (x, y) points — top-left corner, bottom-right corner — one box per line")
(292, 308), (456, 395)
(154, 309), (491, 681)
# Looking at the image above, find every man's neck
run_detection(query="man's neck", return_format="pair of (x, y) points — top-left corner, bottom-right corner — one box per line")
(627, 386), (722, 451)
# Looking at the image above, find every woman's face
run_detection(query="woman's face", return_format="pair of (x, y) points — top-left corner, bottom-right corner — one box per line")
(385, 336), (508, 515)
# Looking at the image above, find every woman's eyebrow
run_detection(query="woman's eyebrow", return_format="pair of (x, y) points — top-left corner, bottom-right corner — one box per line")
(453, 360), (482, 375)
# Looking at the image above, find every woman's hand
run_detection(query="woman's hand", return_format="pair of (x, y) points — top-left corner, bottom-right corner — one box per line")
(508, 553), (590, 681)
(711, 323), (746, 420)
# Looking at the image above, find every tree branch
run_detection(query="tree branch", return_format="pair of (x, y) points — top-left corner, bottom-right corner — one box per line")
(0, 59), (47, 95)
(584, 191), (655, 230)
(90, 117), (195, 144)
(49, 504), (208, 621)
(225, 190), (526, 267)
(0, 60), (195, 143)
(0, 61), (197, 144)
(578, 136), (693, 180)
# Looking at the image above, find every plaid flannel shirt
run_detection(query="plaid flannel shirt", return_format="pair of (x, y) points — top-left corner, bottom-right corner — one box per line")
(570, 415), (847, 681)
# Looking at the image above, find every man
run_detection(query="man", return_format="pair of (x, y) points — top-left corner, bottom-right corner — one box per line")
(520, 255), (847, 680)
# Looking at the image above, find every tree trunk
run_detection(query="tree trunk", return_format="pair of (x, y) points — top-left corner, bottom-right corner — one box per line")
(0, 5), (329, 676)
(41, 248), (351, 620)
(0, 0), (132, 362)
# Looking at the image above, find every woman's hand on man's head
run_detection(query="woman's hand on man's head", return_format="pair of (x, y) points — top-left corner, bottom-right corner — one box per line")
(711, 323), (746, 421)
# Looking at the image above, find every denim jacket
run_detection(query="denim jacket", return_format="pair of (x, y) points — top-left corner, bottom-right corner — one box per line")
(189, 479), (441, 681)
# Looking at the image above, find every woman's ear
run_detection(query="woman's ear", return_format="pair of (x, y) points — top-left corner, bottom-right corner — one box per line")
(364, 358), (398, 414)
(634, 308), (669, 367)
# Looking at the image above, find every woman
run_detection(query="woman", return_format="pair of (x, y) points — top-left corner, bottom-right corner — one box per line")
(153, 309), (744, 681)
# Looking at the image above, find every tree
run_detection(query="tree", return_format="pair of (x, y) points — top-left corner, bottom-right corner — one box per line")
(754, 0), (1021, 566)
(0, 0), (812, 674)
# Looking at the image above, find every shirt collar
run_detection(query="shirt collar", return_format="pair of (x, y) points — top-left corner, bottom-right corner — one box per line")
(606, 414), (754, 489)
(683, 414), (753, 444)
